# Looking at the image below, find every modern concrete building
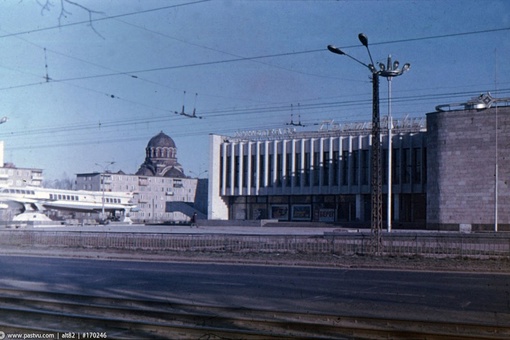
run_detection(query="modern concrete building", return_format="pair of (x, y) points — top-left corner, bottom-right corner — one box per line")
(427, 93), (510, 231)
(209, 117), (427, 227)
(208, 94), (510, 231)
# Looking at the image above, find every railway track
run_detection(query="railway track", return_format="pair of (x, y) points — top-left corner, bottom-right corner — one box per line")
(0, 288), (507, 339)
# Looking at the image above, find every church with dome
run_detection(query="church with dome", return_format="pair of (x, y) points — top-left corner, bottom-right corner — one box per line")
(75, 131), (208, 224)
(135, 131), (186, 178)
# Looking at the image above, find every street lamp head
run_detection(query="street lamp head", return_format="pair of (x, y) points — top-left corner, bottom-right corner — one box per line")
(327, 45), (345, 55)
(327, 43), (372, 70)
(95, 161), (116, 173)
(358, 33), (369, 47)
(358, 33), (376, 71)
(378, 55), (411, 78)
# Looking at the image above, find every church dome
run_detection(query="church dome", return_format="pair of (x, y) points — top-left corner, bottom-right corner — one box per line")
(136, 131), (185, 178)
(147, 131), (176, 148)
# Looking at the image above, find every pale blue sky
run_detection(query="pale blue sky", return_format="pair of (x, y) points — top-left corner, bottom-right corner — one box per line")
(0, 0), (508, 180)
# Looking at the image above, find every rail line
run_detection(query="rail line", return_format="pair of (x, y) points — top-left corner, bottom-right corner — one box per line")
(0, 288), (507, 339)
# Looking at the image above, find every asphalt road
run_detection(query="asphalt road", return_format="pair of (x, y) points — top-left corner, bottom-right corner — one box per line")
(0, 255), (508, 327)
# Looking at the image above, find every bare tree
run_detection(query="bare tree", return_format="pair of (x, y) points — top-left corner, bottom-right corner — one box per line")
(43, 172), (74, 190)
(37, 0), (105, 37)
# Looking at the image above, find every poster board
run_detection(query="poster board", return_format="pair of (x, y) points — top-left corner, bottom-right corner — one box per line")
(292, 204), (311, 221)
(271, 205), (289, 220)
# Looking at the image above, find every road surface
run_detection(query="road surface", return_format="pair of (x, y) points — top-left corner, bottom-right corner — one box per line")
(0, 255), (508, 328)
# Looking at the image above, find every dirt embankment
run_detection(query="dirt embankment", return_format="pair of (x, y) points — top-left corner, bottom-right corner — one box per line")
(139, 250), (510, 273)
(3, 245), (510, 272)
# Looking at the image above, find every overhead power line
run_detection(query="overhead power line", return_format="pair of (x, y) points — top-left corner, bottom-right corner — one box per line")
(372, 27), (510, 46)
(2, 87), (508, 145)
(0, 0), (210, 39)
(54, 49), (323, 82)
(0, 23), (508, 93)
(1, 27), (507, 89)
(36, 26), (510, 83)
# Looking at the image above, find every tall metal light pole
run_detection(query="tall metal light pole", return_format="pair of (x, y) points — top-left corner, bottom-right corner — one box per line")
(95, 161), (115, 222)
(328, 33), (382, 254)
(495, 98), (498, 232)
(328, 33), (409, 253)
(378, 56), (410, 232)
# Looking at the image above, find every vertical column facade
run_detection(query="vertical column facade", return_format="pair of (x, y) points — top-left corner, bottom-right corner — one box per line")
(208, 134), (229, 220)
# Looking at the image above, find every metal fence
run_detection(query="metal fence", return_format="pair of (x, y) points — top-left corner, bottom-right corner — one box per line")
(0, 231), (509, 258)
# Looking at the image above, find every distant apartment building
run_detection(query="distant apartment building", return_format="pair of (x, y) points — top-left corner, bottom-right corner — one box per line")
(0, 141), (44, 221)
(76, 131), (205, 223)
(0, 163), (44, 187)
(0, 141), (44, 187)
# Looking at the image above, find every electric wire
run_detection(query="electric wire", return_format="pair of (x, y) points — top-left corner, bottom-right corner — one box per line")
(2, 87), (508, 150)
(0, 3), (508, 156)
(1, 26), (508, 90)
(0, 0), (211, 39)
